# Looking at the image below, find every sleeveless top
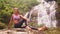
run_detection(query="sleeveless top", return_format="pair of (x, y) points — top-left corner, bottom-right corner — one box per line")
(13, 14), (20, 21)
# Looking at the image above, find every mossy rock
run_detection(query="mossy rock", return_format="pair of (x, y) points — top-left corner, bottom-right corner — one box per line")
(0, 22), (7, 29)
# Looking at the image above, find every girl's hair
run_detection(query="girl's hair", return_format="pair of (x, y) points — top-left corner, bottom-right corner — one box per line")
(13, 7), (20, 14)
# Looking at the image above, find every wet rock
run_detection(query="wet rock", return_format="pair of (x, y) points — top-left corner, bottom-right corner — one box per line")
(0, 28), (45, 34)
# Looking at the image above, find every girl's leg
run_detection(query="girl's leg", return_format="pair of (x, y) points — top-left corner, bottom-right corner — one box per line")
(26, 26), (47, 31)
(23, 19), (28, 26)
(14, 19), (27, 28)
(28, 26), (38, 30)
(18, 19), (27, 28)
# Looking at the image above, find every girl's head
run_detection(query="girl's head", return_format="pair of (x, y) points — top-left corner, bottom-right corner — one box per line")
(13, 7), (20, 14)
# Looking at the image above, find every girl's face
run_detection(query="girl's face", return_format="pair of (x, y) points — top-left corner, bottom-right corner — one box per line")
(13, 8), (19, 14)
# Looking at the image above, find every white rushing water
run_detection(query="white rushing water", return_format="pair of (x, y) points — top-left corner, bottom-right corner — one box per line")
(25, 0), (57, 28)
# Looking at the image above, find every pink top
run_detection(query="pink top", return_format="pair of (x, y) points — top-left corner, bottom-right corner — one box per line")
(12, 14), (20, 21)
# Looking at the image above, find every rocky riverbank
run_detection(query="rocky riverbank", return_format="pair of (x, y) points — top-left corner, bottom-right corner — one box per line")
(0, 28), (45, 34)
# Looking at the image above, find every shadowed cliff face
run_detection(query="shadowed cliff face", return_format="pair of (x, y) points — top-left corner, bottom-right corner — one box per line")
(56, 11), (60, 27)
(56, 3), (60, 27)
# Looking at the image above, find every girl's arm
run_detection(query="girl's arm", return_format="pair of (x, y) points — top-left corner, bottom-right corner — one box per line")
(20, 15), (29, 21)
(8, 15), (13, 29)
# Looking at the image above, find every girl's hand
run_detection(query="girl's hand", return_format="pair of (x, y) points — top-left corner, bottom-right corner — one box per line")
(26, 26), (31, 30)
(7, 26), (11, 29)
(27, 19), (30, 22)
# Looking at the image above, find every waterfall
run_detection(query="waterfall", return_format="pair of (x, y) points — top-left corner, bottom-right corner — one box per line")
(37, 0), (57, 28)
(37, 1), (52, 27)
(24, 0), (57, 28)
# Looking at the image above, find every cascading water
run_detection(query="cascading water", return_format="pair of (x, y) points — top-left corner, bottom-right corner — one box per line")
(48, 1), (57, 27)
(36, 1), (52, 27)
(25, 0), (57, 28)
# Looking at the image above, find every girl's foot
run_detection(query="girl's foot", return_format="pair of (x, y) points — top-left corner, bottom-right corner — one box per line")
(38, 26), (47, 31)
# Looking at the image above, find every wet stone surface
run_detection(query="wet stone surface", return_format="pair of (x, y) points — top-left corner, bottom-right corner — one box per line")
(0, 28), (45, 34)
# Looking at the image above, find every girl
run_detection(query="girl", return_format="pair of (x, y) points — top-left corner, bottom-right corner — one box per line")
(8, 7), (29, 28)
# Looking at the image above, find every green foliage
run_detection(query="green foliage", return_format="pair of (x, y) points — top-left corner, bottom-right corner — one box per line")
(9, 0), (39, 13)
(57, 0), (60, 12)
(0, 22), (7, 29)
(57, 0), (60, 3)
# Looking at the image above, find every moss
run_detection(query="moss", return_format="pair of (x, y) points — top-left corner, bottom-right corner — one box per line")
(45, 28), (60, 34)
(0, 22), (7, 29)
